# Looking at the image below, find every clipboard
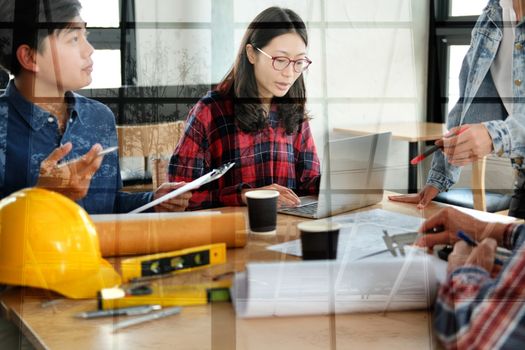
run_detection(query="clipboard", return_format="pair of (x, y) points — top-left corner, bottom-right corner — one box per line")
(129, 162), (235, 213)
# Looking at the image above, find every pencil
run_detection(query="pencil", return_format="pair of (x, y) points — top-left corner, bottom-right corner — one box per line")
(410, 126), (469, 165)
(56, 146), (118, 169)
(112, 306), (182, 331)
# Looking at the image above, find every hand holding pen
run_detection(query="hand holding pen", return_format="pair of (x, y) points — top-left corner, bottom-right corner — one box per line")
(416, 207), (491, 248)
(441, 124), (494, 166)
(410, 125), (470, 165)
(456, 231), (504, 265)
(36, 143), (105, 201)
(56, 146), (118, 169)
(446, 231), (501, 275)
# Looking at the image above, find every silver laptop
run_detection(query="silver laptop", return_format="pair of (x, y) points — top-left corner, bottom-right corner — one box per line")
(278, 132), (391, 219)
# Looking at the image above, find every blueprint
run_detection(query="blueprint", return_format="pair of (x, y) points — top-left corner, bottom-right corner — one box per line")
(267, 209), (425, 260)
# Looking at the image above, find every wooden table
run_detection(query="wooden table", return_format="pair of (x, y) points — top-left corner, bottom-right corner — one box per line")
(1, 194), (455, 350)
(334, 123), (446, 194)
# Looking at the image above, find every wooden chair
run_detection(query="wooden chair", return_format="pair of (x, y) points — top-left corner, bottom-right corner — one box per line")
(117, 121), (185, 190)
(435, 157), (512, 213)
(471, 157), (487, 211)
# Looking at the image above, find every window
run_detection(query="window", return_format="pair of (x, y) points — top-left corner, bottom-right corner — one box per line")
(89, 50), (122, 89)
(446, 1), (485, 113)
(447, 45), (469, 114)
(133, 0), (212, 86)
(450, 0), (487, 17)
(79, 0), (122, 89)
(80, 0), (119, 27)
(428, 0), (483, 122)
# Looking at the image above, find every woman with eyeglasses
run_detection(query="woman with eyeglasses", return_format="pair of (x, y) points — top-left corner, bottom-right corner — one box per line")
(169, 6), (320, 210)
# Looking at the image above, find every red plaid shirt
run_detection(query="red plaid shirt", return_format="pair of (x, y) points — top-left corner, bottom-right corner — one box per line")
(168, 91), (320, 210)
(434, 225), (525, 349)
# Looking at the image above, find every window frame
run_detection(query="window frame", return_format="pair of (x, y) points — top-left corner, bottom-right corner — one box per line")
(81, 0), (212, 125)
(427, 0), (480, 123)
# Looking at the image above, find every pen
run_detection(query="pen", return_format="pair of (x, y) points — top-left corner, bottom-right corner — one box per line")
(410, 126), (469, 165)
(112, 306), (182, 331)
(456, 231), (504, 265)
(75, 304), (161, 319)
(56, 146), (119, 169)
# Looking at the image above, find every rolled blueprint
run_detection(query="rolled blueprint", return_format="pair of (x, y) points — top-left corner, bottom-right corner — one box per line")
(92, 211), (248, 257)
(231, 248), (446, 318)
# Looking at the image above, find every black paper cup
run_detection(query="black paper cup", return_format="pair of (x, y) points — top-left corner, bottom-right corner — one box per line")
(298, 221), (341, 260)
(245, 190), (279, 234)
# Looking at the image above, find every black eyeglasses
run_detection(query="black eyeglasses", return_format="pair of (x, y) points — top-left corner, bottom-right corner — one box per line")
(255, 46), (312, 73)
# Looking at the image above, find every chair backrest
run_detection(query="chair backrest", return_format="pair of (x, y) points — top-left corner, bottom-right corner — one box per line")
(117, 121), (185, 189)
(435, 156), (511, 213)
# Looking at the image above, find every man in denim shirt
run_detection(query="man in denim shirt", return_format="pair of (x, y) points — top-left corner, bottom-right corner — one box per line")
(0, 0), (191, 214)
(0, 1), (191, 347)
(391, 0), (525, 219)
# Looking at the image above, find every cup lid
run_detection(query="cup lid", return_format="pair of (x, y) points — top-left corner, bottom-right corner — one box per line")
(245, 190), (280, 199)
(297, 221), (341, 233)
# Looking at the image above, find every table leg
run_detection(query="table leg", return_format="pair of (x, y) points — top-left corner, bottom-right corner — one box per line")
(408, 142), (418, 193)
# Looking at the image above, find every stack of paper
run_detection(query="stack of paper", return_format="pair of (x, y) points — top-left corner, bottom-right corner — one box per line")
(232, 209), (451, 318)
(232, 249), (446, 318)
(232, 208), (513, 318)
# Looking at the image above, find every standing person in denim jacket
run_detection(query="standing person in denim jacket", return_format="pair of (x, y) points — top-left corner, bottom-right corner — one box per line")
(0, 0), (191, 214)
(391, 0), (525, 219)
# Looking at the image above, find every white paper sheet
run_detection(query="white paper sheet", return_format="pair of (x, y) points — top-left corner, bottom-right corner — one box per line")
(90, 211), (221, 223)
(129, 162), (235, 213)
(129, 173), (217, 214)
(267, 208), (517, 259)
(231, 248), (447, 318)
(267, 209), (424, 259)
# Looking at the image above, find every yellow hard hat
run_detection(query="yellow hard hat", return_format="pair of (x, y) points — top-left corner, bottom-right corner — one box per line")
(0, 188), (121, 299)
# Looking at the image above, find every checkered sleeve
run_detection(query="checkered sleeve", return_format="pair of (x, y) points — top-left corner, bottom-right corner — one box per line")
(434, 226), (525, 349)
(168, 102), (212, 209)
(294, 120), (320, 196)
(168, 101), (245, 210)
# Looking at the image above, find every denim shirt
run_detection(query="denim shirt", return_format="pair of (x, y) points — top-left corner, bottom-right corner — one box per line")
(427, 0), (525, 192)
(0, 81), (153, 214)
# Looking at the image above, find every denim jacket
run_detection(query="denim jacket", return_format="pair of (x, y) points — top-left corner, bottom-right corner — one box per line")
(0, 81), (153, 213)
(427, 0), (525, 192)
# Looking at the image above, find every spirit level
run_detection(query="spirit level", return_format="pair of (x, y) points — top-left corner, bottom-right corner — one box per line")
(120, 243), (226, 282)
(98, 280), (232, 310)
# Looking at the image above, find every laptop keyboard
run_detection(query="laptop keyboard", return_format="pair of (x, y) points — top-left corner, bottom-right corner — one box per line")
(280, 202), (318, 216)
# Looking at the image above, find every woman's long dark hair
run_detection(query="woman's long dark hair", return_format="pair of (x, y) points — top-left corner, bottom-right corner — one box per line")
(216, 7), (309, 135)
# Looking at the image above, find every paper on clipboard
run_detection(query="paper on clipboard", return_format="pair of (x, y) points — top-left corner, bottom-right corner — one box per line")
(129, 162), (235, 213)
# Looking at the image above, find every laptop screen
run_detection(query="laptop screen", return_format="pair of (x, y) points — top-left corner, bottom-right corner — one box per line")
(316, 132), (391, 218)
